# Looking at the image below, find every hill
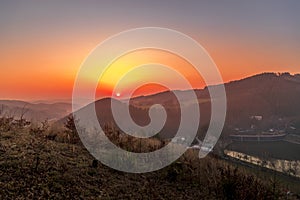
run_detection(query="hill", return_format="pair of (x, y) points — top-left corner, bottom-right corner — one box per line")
(0, 100), (72, 122)
(0, 127), (292, 199)
(67, 72), (300, 139)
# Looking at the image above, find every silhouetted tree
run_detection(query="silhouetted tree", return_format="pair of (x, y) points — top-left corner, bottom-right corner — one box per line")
(64, 115), (80, 144)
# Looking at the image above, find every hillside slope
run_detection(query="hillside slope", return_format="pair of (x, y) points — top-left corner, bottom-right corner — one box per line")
(66, 72), (300, 138)
(0, 128), (290, 199)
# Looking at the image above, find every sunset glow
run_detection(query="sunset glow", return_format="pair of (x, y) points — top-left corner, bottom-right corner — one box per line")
(1, 1), (300, 101)
(95, 49), (205, 99)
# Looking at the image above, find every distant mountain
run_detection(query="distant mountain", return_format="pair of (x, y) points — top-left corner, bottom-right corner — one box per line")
(0, 100), (72, 122)
(224, 72), (300, 130)
(69, 72), (300, 138)
(68, 96), (182, 139)
(136, 72), (300, 132)
(30, 99), (73, 104)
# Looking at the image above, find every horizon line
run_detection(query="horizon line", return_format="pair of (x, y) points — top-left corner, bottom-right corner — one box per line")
(1, 70), (299, 103)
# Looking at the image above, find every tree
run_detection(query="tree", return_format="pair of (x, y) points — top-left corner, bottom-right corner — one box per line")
(64, 115), (80, 144)
(14, 104), (31, 129)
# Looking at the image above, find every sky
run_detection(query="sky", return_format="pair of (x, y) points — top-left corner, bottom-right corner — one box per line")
(0, 0), (300, 101)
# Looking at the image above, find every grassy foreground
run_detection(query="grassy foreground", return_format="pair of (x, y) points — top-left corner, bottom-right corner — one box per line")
(0, 127), (297, 199)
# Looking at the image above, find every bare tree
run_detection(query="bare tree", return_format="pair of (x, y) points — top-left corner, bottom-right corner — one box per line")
(0, 104), (3, 116)
(15, 104), (30, 128)
(64, 115), (80, 144)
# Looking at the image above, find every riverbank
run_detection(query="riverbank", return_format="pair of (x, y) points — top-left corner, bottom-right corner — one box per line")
(224, 150), (300, 178)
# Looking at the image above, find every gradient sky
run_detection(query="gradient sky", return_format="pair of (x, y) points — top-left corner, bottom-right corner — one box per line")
(1, 0), (300, 100)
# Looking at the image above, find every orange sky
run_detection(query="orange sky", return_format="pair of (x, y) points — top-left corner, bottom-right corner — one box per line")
(1, 33), (299, 101)
(1, 1), (299, 101)
(94, 49), (205, 98)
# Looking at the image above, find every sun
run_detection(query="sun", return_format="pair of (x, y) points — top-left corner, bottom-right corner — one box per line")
(116, 92), (121, 97)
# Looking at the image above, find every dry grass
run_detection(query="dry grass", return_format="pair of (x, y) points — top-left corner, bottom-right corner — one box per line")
(0, 125), (295, 199)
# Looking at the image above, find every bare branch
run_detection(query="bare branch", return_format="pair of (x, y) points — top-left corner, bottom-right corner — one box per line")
(20, 103), (29, 120)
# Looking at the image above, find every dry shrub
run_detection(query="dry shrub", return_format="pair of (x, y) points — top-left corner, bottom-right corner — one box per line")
(103, 123), (164, 153)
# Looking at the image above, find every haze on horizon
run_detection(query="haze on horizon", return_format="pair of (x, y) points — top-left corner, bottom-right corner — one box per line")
(1, 0), (300, 101)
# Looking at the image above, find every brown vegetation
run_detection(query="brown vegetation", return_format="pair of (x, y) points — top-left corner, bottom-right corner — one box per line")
(0, 119), (295, 199)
